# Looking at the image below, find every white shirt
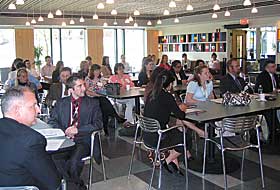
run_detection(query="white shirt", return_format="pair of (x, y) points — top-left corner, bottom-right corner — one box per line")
(269, 73), (276, 91)
(61, 83), (68, 98)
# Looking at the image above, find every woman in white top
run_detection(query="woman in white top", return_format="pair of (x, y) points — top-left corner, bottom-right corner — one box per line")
(185, 65), (214, 103)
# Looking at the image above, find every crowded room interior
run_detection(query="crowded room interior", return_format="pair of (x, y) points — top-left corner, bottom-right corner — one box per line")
(0, 0), (280, 190)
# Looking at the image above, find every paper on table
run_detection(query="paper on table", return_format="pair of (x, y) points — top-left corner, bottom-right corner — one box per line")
(46, 139), (65, 151)
(185, 108), (206, 114)
(210, 98), (223, 104)
(35, 128), (65, 138)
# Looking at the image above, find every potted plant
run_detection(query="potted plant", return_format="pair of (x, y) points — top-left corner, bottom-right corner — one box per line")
(34, 46), (43, 71)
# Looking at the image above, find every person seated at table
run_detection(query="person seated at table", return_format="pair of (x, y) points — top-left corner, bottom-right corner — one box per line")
(45, 67), (72, 107)
(85, 64), (126, 135)
(0, 87), (61, 190)
(138, 57), (154, 87)
(208, 52), (220, 74)
(5, 59), (42, 90)
(10, 68), (39, 103)
(254, 60), (280, 93)
(187, 59), (208, 82)
(101, 56), (112, 77)
(78, 60), (90, 79)
(24, 59), (40, 80)
(144, 70), (202, 174)
(220, 58), (246, 95)
(158, 54), (171, 70)
(182, 53), (191, 70)
(85, 55), (93, 66)
(185, 65), (214, 103)
(109, 63), (135, 126)
(48, 75), (103, 190)
(41, 55), (55, 83)
(170, 60), (188, 86)
(121, 54), (131, 73)
(52, 60), (64, 83)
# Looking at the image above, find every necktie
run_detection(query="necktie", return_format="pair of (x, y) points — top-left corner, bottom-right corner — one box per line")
(235, 78), (242, 90)
(64, 88), (68, 96)
(272, 75), (276, 89)
(71, 100), (79, 127)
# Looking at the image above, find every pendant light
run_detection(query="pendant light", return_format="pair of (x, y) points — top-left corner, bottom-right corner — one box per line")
(147, 20), (152, 26)
(97, 2), (105, 9)
(213, 1), (220, 11)
(243, 0), (252, 6)
(163, 9), (170, 15)
(224, 9), (231, 17)
(8, 3), (16, 10)
(16, 0), (24, 5)
(169, 0), (176, 8)
(157, 19), (162, 25)
(186, 0), (193, 11)
(212, 12), (218, 19)
(134, 9), (140, 16)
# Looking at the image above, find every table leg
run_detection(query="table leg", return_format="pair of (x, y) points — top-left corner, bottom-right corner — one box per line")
(135, 97), (140, 115)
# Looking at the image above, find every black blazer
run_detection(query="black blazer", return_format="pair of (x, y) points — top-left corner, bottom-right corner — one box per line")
(45, 82), (63, 107)
(254, 70), (280, 93)
(0, 118), (61, 190)
(48, 96), (103, 162)
(138, 71), (150, 87)
(220, 73), (246, 95)
(170, 69), (187, 85)
(52, 69), (60, 83)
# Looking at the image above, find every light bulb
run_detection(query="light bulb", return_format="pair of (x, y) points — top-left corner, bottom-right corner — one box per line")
(157, 19), (162, 25)
(174, 17), (179, 23)
(106, 0), (114, 4)
(97, 3), (105, 9)
(212, 13), (218, 18)
(38, 16), (44, 22)
(25, 21), (30, 26)
(147, 20), (152, 25)
(128, 16), (133, 22)
(224, 10), (231, 17)
(125, 18), (130, 24)
(213, 3), (220, 11)
(48, 11), (54, 18)
(169, 0), (176, 8)
(61, 21), (67, 26)
(243, 0), (252, 6)
(8, 3), (16, 10)
(70, 19), (75, 24)
(103, 22), (108, 27)
(56, 9), (62, 16)
(134, 9), (140, 16)
(79, 16), (85, 22)
(186, 4), (193, 11)
(134, 22), (138, 27)
(113, 20), (118, 25)
(163, 10), (170, 15)
(93, 14), (98, 20)
(111, 9), (117, 15)
(16, 0), (24, 5)
(31, 18), (36, 24)
(251, 6), (258, 13)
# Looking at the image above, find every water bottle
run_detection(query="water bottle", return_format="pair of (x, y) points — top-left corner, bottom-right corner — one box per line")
(258, 85), (263, 94)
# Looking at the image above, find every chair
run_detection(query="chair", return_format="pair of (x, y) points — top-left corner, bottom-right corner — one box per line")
(0, 186), (39, 190)
(202, 116), (265, 190)
(128, 114), (188, 190)
(82, 130), (106, 189)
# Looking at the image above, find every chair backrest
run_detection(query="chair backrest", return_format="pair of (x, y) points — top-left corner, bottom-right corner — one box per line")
(222, 115), (257, 133)
(0, 186), (39, 190)
(136, 114), (160, 133)
(179, 93), (186, 103)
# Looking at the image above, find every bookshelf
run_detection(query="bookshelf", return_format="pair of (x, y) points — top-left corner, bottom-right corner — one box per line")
(158, 32), (227, 53)
(277, 29), (280, 53)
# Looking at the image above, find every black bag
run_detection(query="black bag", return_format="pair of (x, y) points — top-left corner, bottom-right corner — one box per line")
(222, 91), (251, 106)
(104, 83), (121, 95)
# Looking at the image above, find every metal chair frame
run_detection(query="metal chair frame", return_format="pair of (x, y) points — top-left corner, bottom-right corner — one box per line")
(202, 116), (265, 190)
(0, 186), (39, 190)
(82, 130), (106, 189)
(128, 114), (188, 190)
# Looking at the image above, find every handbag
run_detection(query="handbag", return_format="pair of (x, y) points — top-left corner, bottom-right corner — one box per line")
(222, 91), (251, 106)
(104, 83), (121, 95)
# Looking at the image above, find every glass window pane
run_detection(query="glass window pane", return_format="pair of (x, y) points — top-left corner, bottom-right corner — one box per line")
(260, 27), (276, 58)
(52, 29), (61, 65)
(124, 29), (144, 72)
(103, 29), (116, 68)
(117, 29), (124, 64)
(61, 29), (86, 72)
(0, 29), (15, 68)
(34, 29), (51, 63)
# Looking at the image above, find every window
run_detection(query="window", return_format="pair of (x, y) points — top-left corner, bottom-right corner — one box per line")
(61, 29), (86, 71)
(125, 29), (145, 72)
(246, 30), (256, 60)
(0, 29), (15, 68)
(103, 29), (116, 68)
(260, 27), (277, 58)
(34, 29), (51, 63)
(51, 29), (61, 65)
(117, 29), (124, 63)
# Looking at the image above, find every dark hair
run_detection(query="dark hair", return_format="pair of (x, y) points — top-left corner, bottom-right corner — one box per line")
(55, 61), (64, 71)
(149, 70), (174, 100)
(60, 67), (72, 75)
(15, 61), (26, 70)
(23, 59), (30, 65)
(171, 60), (181, 68)
(89, 64), (101, 79)
(114, 63), (124, 74)
(11, 58), (23, 71)
(193, 65), (209, 86)
(182, 53), (187, 58)
(66, 74), (83, 89)
(45, 55), (51, 60)
(85, 56), (92, 61)
(264, 59), (275, 68)
(102, 56), (109, 66)
(141, 57), (153, 73)
(195, 59), (205, 67)
(226, 58), (238, 70)
(211, 53), (217, 58)
(160, 54), (168, 64)
(1, 87), (33, 115)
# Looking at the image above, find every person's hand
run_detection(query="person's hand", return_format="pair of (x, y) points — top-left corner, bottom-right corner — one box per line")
(65, 125), (78, 139)
(179, 103), (187, 112)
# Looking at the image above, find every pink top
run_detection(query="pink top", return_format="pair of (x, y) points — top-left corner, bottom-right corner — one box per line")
(109, 74), (134, 89)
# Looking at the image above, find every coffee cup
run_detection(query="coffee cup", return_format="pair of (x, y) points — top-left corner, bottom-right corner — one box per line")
(126, 84), (130, 91)
(259, 93), (266, 101)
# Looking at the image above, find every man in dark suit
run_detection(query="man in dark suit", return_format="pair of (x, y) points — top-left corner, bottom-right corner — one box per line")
(254, 60), (280, 93)
(45, 67), (72, 107)
(48, 75), (103, 190)
(220, 58), (246, 95)
(0, 87), (61, 190)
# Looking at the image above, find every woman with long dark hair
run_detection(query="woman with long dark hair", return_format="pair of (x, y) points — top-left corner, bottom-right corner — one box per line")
(138, 57), (153, 87)
(185, 65), (214, 103)
(158, 54), (171, 70)
(101, 56), (112, 77)
(170, 60), (187, 86)
(52, 61), (64, 83)
(85, 64), (126, 135)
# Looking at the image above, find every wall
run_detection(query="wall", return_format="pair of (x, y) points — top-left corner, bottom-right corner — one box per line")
(15, 28), (34, 61)
(146, 29), (159, 60)
(87, 29), (103, 64)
